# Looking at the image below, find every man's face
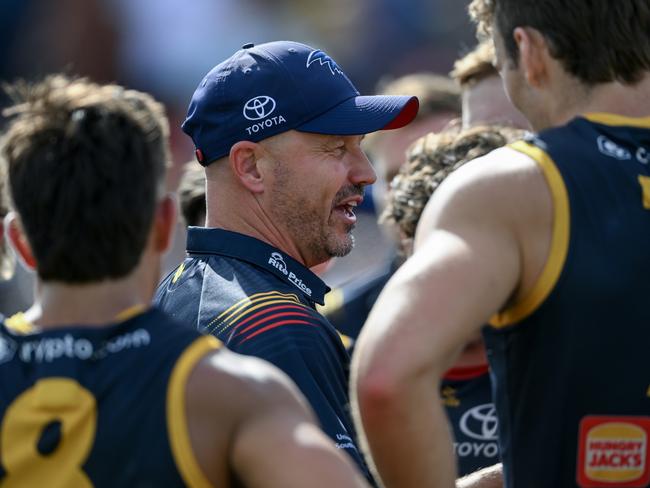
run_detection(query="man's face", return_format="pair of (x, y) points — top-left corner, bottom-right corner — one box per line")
(261, 131), (376, 267)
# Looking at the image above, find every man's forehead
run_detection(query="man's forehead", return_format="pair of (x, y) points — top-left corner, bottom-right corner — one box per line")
(295, 132), (365, 144)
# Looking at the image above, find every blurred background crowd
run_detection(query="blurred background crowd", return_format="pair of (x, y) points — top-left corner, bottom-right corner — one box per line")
(0, 0), (478, 310)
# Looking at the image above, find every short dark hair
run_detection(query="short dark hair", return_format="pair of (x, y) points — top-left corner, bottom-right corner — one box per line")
(1, 75), (170, 282)
(178, 160), (206, 227)
(381, 124), (524, 251)
(469, 0), (650, 85)
(451, 40), (498, 88)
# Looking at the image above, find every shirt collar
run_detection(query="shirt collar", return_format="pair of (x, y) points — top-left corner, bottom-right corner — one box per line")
(186, 227), (330, 305)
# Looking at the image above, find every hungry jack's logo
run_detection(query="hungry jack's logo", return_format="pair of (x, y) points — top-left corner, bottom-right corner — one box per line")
(577, 416), (650, 487)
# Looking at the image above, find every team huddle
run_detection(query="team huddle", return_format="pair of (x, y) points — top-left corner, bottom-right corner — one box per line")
(1, 0), (649, 487)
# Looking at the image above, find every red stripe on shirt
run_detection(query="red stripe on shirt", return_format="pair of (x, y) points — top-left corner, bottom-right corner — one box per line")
(240, 319), (318, 343)
(235, 309), (314, 338)
(231, 303), (312, 334)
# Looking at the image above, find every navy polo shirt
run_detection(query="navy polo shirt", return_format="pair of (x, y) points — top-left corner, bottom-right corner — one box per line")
(154, 228), (372, 480)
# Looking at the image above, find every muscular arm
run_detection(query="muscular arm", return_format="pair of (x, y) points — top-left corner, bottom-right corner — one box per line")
(351, 148), (550, 487)
(188, 349), (368, 488)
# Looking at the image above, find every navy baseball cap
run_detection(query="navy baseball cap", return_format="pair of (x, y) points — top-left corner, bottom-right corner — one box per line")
(182, 40), (419, 166)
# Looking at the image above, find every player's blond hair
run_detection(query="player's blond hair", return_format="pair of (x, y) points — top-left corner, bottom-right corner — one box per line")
(450, 41), (497, 88)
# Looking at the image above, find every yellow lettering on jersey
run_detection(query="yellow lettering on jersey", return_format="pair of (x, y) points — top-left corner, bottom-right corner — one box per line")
(638, 175), (650, 209)
(441, 386), (460, 407)
(1, 378), (97, 487)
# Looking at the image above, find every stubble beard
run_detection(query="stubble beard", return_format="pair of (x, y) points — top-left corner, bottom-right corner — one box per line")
(273, 193), (356, 264)
(270, 187), (355, 266)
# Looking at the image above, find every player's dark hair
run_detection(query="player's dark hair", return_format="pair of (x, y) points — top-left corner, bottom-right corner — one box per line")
(1, 75), (169, 282)
(469, 0), (650, 85)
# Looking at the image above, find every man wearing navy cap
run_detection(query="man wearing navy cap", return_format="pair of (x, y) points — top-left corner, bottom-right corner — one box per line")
(155, 40), (418, 481)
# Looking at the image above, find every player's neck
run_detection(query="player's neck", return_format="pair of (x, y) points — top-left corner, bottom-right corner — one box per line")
(550, 73), (650, 128)
(26, 273), (152, 329)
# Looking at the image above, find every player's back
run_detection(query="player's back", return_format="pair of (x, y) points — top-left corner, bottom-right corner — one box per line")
(485, 114), (650, 487)
(0, 307), (218, 487)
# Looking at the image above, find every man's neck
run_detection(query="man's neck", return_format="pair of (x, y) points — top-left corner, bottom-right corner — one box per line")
(206, 183), (311, 267)
(545, 73), (650, 129)
(25, 274), (151, 329)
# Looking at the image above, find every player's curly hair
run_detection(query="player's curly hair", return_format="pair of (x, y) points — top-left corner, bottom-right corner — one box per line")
(381, 125), (525, 253)
(1, 74), (170, 282)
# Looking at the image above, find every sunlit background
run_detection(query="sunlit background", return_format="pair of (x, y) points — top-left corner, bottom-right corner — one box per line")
(0, 0), (479, 307)
(0, 0), (475, 179)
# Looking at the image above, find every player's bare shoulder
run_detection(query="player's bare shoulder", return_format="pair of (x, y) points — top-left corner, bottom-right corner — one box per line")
(415, 142), (555, 312)
(180, 347), (311, 487)
(185, 348), (369, 488)
(191, 346), (312, 416)
(415, 143), (552, 248)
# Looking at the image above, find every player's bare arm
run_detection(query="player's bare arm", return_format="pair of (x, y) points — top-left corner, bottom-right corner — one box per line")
(456, 463), (503, 488)
(351, 146), (553, 487)
(187, 349), (369, 488)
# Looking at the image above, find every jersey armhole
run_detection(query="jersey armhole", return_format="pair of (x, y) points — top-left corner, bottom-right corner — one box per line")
(167, 335), (222, 488)
(489, 140), (570, 328)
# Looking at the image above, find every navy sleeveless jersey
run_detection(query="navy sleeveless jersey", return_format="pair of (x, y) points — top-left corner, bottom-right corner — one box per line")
(441, 367), (499, 476)
(0, 307), (220, 487)
(484, 114), (650, 488)
(154, 227), (373, 481)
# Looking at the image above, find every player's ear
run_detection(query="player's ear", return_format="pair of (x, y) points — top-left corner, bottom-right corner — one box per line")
(513, 27), (548, 88)
(229, 140), (265, 193)
(4, 212), (37, 270)
(152, 194), (177, 253)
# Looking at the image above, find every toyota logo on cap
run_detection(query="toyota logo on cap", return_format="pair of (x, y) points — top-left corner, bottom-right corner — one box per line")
(243, 95), (276, 121)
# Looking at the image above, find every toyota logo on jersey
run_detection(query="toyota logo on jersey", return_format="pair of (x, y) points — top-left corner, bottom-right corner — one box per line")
(243, 96), (276, 121)
(459, 403), (498, 441)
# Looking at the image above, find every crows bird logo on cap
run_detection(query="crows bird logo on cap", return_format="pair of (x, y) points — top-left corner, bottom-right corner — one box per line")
(306, 50), (342, 76)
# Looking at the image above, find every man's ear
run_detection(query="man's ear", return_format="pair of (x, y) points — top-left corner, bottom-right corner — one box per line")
(152, 194), (177, 254)
(513, 27), (549, 88)
(229, 140), (265, 193)
(5, 212), (37, 270)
